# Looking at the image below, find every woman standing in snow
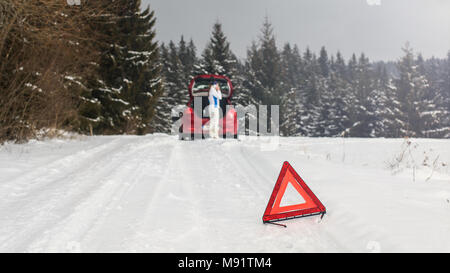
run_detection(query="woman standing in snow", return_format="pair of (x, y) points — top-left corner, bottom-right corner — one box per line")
(208, 81), (222, 139)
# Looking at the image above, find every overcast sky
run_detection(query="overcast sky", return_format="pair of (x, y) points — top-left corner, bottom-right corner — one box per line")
(141, 0), (450, 62)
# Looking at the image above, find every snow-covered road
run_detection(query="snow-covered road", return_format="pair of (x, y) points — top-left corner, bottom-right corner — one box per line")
(1, 135), (449, 252)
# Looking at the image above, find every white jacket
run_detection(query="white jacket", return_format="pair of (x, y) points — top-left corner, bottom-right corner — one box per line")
(208, 85), (222, 109)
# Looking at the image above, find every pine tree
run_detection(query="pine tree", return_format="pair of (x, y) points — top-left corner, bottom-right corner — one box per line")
(313, 47), (337, 137)
(346, 53), (378, 137)
(178, 36), (197, 84)
(420, 53), (450, 137)
(318, 58), (351, 137)
(442, 52), (450, 138)
(347, 53), (358, 83)
(371, 64), (403, 137)
(89, 2), (129, 134)
(318, 46), (330, 78)
(234, 59), (258, 107)
(443, 52), (450, 108)
(243, 17), (283, 108)
(280, 43), (302, 88)
(87, 1), (162, 134)
(243, 41), (265, 105)
(70, 1), (113, 135)
(258, 17), (282, 106)
(153, 41), (188, 133)
(280, 43), (302, 135)
(152, 44), (173, 133)
(280, 44), (302, 95)
(280, 88), (302, 136)
(119, 3), (163, 134)
(194, 22), (237, 78)
(294, 48), (321, 136)
(394, 44), (430, 137)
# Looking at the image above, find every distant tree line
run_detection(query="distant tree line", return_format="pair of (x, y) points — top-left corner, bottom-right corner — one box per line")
(156, 18), (449, 138)
(1, 2), (448, 143)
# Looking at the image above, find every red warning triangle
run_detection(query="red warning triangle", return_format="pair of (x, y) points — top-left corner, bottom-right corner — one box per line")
(263, 161), (326, 223)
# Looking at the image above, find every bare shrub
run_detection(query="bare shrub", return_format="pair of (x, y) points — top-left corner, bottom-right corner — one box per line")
(386, 138), (418, 181)
(0, 0), (111, 143)
(386, 138), (448, 182)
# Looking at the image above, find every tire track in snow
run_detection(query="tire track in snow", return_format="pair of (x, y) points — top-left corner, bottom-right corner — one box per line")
(129, 141), (213, 252)
(131, 140), (312, 252)
(0, 136), (170, 252)
(26, 137), (176, 252)
(3, 136), (445, 252)
(226, 144), (275, 198)
(0, 137), (121, 201)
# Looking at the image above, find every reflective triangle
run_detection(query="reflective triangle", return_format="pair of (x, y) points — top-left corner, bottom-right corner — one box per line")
(263, 161), (326, 223)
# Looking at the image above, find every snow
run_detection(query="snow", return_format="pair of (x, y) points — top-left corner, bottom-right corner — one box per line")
(279, 182), (306, 206)
(0, 135), (449, 253)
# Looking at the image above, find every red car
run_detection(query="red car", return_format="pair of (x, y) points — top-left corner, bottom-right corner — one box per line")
(178, 75), (238, 140)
